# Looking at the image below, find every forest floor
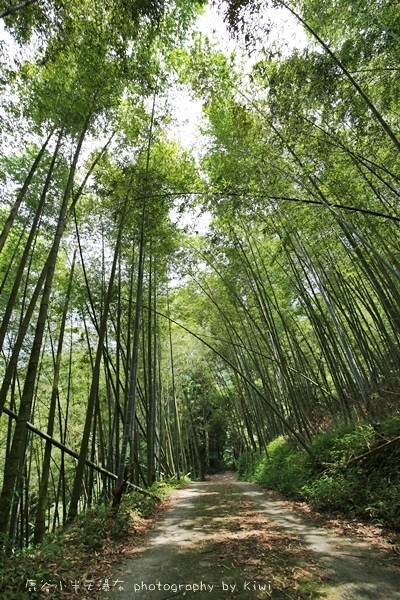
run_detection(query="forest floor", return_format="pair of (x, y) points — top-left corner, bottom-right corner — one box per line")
(100, 472), (400, 599)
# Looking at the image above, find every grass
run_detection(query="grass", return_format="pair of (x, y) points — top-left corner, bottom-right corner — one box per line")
(238, 412), (400, 532)
(0, 477), (188, 599)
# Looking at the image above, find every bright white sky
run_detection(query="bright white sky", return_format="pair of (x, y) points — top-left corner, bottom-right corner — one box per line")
(168, 1), (309, 234)
(0, 2), (308, 236)
(168, 1), (309, 150)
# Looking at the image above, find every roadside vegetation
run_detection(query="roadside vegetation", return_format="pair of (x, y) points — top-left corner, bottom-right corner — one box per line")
(1, 0), (400, 582)
(238, 413), (400, 532)
(0, 478), (188, 600)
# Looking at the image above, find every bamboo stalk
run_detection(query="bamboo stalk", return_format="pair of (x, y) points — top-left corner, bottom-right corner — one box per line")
(1, 407), (160, 501)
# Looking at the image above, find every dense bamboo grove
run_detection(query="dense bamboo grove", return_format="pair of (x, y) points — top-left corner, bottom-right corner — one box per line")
(0, 0), (399, 552)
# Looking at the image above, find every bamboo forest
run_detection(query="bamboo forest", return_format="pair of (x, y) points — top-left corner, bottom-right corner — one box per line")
(0, 0), (400, 595)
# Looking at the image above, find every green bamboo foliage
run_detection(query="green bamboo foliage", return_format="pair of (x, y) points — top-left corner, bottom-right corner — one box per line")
(33, 250), (76, 544)
(0, 116), (90, 542)
(1, 0), (400, 552)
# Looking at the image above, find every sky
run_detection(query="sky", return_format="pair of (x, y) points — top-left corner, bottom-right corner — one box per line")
(168, 2), (309, 235)
(168, 1), (309, 149)
(0, 1), (308, 236)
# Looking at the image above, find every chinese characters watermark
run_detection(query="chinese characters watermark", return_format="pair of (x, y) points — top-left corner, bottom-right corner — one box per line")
(26, 577), (124, 594)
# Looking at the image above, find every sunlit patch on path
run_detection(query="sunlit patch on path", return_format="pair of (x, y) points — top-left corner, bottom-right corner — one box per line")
(107, 472), (400, 599)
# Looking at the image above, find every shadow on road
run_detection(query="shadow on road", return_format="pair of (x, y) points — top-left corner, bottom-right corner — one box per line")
(107, 473), (400, 599)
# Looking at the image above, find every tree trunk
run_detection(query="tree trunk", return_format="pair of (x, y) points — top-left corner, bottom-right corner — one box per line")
(0, 128), (54, 254)
(67, 206), (126, 522)
(0, 129), (63, 352)
(0, 118), (89, 543)
(33, 250), (76, 544)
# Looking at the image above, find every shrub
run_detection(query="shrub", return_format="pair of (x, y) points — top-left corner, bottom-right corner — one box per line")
(0, 477), (189, 598)
(238, 412), (400, 530)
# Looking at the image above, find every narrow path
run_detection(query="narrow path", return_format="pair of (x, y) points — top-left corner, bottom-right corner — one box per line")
(107, 473), (400, 599)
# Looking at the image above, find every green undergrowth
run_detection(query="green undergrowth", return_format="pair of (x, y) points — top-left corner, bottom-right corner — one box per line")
(238, 413), (400, 531)
(0, 477), (189, 599)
